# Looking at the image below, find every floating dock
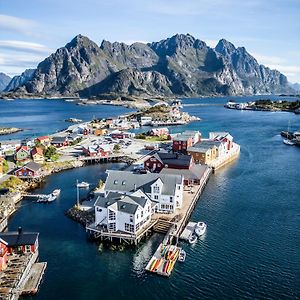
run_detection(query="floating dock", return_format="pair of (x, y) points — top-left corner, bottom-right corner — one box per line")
(180, 222), (197, 241)
(145, 243), (181, 277)
(22, 262), (47, 295)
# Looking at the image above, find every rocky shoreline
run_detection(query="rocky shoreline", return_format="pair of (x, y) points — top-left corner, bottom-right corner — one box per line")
(0, 127), (23, 135)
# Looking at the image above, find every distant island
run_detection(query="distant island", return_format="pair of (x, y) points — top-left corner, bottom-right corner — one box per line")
(225, 99), (300, 113)
(0, 127), (23, 135)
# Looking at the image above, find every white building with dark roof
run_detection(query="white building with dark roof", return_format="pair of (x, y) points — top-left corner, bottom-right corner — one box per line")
(94, 191), (153, 234)
(104, 170), (184, 213)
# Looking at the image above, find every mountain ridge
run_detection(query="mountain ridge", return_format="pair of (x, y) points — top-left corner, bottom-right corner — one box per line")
(6, 33), (294, 98)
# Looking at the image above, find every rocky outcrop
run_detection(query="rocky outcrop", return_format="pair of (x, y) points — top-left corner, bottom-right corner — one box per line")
(0, 72), (11, 91)
(4, 69), (35, 92)
(12, 33), (293, 97)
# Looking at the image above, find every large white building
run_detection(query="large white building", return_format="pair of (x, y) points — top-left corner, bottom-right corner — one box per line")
(94, 191), (153, 234)
(104, 170), (184, 213)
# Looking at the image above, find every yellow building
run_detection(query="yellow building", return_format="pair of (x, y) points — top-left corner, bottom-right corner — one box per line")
(187, 141), (220, 164)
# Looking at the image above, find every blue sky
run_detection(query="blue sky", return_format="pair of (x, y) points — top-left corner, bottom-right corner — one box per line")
(0, 0), (299, 82)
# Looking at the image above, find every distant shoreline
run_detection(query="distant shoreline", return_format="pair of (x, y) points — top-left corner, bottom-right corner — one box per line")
(0, 127), (23, 136)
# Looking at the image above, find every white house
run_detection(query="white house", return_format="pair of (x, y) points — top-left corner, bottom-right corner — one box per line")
(104, 170), (184, 213)
(94, 191), (153, 234)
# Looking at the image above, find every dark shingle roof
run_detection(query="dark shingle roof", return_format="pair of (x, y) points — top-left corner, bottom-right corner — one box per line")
(23, 161), (41, 172)
(51, 136), (67, 143)
(188, 140), (222, 153)
(0, 231), (39, 247)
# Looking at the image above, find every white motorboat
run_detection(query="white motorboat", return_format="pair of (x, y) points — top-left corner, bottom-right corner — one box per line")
(77, 181), (90, 188)
(283, 139), (295, 146)
(188, 234), (198, 244)
(52, 189), (61, 197)
(178, 249), (186, 262)
(37, 195), (51, 203)
(47, 194), (57, 202)
(194, 222), (207, 236)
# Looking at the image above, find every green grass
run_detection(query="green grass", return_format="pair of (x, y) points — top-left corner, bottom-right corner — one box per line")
(0, 176), (25, 192)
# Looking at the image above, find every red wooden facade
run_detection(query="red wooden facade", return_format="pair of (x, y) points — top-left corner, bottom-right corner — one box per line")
(15, 165), (40, 178)
(172, 138), (193, 154)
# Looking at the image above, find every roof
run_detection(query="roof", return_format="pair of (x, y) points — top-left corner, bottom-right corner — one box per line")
(160, 164), (209, 180)
(159, 153), (192, 168)
(51, 136), (67, 143)
(173, 130), (200, 142)
(21, 161), (41, 172)
(95, 192), (149, 215)
(0, 231), (39, 247)
(188, 140), (222, 153)
(31, 147), (43, 156)
(105, 170), (182, 196)
(16, 146), (29, 152)
(36, 136), (49, 141)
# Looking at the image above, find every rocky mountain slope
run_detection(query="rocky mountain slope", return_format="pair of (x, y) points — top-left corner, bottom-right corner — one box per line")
(0, 72), (11, 91)
(10, 33), (293, 97)
(4, 69), (35, 92)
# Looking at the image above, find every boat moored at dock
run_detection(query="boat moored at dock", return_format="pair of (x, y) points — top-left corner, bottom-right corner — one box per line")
(76, 181), (90, 188)
(194, 222), (207, 236)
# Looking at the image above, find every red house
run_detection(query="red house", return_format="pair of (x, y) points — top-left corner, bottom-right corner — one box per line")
(144, 153), (193, 172)
(51, 136), (69, 148)
(172, 131), (201, 154)
(35, 135), (51, 146)
(82, 145), (110, 157)
(15, 161), (42, 178)
(0, 228), (39, 256)
(149, 127), (169, 136)
(0, 238), (8, 271)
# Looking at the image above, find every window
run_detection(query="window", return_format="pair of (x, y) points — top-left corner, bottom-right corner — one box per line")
(96, 207), (102, 212)
(108, 223), (116, 231)
(122, 180), (126, 185)
(114, 180), (118, 184)
(25, 245), (31, 253)
(125, 223), (135, 233)
(154, 195), (158, 200)
(130, 216), (133, 222)
(108, 210), (116, 221)
(170, 197), (173, 203)
(141, 211), (143, 218)
(153, 185), (160, 193)
(146, 162), (149, 166)
(177, 185), (181, 190)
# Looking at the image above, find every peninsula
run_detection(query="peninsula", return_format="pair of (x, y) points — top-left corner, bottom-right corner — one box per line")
(0, 127), (23, 136)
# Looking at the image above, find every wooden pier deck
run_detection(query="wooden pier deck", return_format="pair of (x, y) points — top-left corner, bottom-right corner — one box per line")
(145, 243), (181, 277)
(22, 262), (47, 295)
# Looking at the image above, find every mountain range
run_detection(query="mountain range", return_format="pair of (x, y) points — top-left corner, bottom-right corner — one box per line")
(0, 73), (11, 92)
(1, 33), (295, 98)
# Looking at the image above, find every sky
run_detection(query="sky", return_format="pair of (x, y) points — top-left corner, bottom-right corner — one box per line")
(0, 0), (299, 83)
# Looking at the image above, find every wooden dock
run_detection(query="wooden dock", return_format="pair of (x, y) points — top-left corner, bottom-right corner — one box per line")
(145, 243), (181, 277)
(22, 262), (47, 295)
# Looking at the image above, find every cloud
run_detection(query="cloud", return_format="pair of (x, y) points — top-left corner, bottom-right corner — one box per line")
(121, 40), (149, 45)
(0, 14), (37, 35)
(0, 40), (52, 54)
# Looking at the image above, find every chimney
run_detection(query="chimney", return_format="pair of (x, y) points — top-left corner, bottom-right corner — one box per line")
(134, 184), (137, 191)
(18, 227), (22, 235)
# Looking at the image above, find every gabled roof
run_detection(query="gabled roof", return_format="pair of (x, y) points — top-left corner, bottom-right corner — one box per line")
(105, 170), (182, 195)
(16, 146), (29, 153)
(0, 231), (39, 246)
(51, 136), (67, 143)
(21, 161), (41, 172)
(188, 140), (222, 153)
(161, 164), (209, 180)
(36, 136), (49, 141)
(173, 130), (200, 142)
(31, 147), (43, 156)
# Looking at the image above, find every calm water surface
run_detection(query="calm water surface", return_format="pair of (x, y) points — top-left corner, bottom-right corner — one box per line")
(5, 96), (300, 299)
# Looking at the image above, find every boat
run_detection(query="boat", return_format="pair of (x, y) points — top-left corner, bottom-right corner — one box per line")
(294, 108), (300, 114)
(283, 139), (295, 145)
(47, 194), (57, 202)
(37, 195), (51, 203)
(65, 118), (82, 123)
(194, 222), (207, 236)
(52, 189), (61, 197)
(77, 181), (90, 188)
(178, 249), (186, 262)
(188, 234), (198, 244)
(283, 121), (295, 145)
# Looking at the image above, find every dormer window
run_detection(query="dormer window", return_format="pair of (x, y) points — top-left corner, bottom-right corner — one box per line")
(114, 180), (118, 184)
(122, 180), (126, 185)
(153, 185), (160, 193)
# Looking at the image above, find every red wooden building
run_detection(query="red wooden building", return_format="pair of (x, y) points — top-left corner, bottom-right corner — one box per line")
(0, 228), (39, 271)
(144, 153), (193, 172)
(172, 131), (201, 154)
(51, 136), (69, 148)
(82, 145), (110, 157)
(15, 161), (42, 178)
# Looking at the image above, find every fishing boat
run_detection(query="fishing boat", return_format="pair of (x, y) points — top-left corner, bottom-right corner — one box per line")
(188, 234), (198, 244)
(178, 249), (186, 262)
(76, 181), (89, 188)
(194, 221), (207, 236)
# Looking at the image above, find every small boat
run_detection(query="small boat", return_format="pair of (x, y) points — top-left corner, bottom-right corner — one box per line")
(37, 195), (51, 203)
(77, 181), (90, 188)
(283, 139), (295, 145)
(52, 189), (61, 197)
(194, 222), (207, 236)
(47, 194), (57, 202)
(188, 234), (198, 244)
(178, 249), (186, 262)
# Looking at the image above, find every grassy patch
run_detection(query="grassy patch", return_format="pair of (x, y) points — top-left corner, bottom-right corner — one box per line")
(0, 176), (25, 192)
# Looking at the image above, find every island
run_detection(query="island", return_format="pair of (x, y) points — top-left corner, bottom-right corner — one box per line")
(0, 127), (23, 135)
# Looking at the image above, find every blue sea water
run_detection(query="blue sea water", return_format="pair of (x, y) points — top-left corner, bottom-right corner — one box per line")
(3, 96), (300, 299)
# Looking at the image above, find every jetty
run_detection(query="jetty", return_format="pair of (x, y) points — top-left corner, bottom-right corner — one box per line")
(22, 262), (47, 295)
